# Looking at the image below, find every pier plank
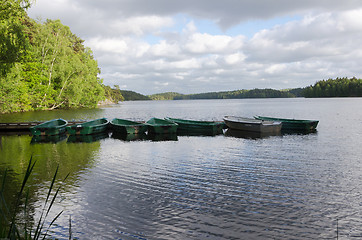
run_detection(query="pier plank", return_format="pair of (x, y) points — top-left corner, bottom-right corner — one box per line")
(0, 121), (86, 131)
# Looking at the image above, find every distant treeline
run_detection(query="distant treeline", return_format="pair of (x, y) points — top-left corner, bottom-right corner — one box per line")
(103, 85), (124, 103)
(148, 88), (299, 100)
(146, 77), (362, 101)
(120, 90), (151, 101)
(303, 77), (362, 97)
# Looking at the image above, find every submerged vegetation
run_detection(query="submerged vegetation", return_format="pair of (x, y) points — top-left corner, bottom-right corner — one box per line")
(0, 157), (68, 239)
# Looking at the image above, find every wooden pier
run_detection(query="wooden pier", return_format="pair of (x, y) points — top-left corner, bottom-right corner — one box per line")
(0, 121), (85, 132)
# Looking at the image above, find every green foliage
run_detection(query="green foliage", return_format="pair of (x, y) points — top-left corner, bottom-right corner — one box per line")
(302, 77), (362, 98)
(0, 157), (67, 239)
(285, 88), (304, 97)
(148, 92), (184, 100)
(103, 85), (125, 103)
(0, 3), (105, 113)
(0, 0), (32, 74)
(119, 90), (151, 101)
(169, 88), (295, 100)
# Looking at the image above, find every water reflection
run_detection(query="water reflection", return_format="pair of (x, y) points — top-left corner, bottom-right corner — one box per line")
(111, 132), (147, 141)
(31, 133), (68, 144)
(224, 128), (281, 139)
(2, 98), (362, 239)
(147, 133), (178, 141)
(0, 107), (105, 122)
(67, 132), (109, 143)
(177, 129), (223, 137)
(0, 134), (102, 236)
(282, 129), (318, 135)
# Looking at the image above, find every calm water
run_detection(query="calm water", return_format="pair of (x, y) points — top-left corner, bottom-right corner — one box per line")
(1, 98), (362, 239)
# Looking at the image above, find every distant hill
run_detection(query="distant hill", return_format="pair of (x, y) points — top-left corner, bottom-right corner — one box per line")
(119, 90), (151, 101)
(119, 77), (362, 101)
(148, 92), (184, 100)
(147, 88), (297, 100)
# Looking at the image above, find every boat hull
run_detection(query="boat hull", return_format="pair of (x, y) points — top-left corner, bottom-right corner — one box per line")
(30, 119), (68, 136)
(223, 116), (282, 133)
(146, 118), (178, 134)
(165, 117), (224, 135)
(66, 118), (109, 135)
(225, 128), (281, 139)
(111, 119), (148, 135)
(255, 116), (319, 131)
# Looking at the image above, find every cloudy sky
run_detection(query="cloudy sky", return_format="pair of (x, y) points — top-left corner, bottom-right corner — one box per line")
(28, 0), (362, 95)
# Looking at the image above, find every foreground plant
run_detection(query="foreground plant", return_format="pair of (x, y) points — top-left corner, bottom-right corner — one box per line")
(0, 157), (69, 239)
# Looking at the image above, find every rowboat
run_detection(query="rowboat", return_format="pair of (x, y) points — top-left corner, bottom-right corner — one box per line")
(223, 116), (282, 133)
(146, 118), (178, 134)
(30, 119), (68, 136)
(66, 118), (109, 135)
(254, 116), (319, 131)
(165, 117), (224, 136)
(110, 118), (148, 134)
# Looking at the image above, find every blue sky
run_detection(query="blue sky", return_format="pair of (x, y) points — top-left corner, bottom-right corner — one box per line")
(28, 0), (362, 95)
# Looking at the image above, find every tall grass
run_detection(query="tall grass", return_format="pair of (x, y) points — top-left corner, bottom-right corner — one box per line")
(0, 157), (69, 239)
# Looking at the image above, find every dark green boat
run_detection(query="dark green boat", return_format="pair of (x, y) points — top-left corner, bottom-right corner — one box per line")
(146, 118), (178, 134)
(30, 119), (68, 136)
(66, 118), (109, 135)
(165, 117), (224, 136)
(254, 116), (319, 131)
(111, 118), (148, 134)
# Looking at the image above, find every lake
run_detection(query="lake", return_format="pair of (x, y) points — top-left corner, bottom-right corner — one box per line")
(1, 98), (362, 239)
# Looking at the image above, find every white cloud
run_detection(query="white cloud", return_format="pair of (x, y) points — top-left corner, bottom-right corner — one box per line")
(108, 16), (174, 36)
(27, 1), (362, 94)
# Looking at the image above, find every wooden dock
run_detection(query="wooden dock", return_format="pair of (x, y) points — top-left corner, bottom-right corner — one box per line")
(0, 121), (86, 132)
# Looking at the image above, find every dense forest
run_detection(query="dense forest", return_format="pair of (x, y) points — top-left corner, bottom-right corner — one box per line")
(120, 90), (151, 101)
(302, 77), (362, 97)
(0, 0), (106, 113)
(148, 78), (362, 100)
(148, 88), (296, 100)
(149, 92), (183, 100)
(103, 85), (125, 103)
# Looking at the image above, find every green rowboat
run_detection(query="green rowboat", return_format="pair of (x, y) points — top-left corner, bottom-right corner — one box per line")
(165, 117), (224, 135)
(146, 118), (178, 134)
(223, 116), (282, 133)
(30, 119), (68, 136)
(111, 118), (148, 134)
(66, 118), (109, 135)
(254, 116), (319, 131)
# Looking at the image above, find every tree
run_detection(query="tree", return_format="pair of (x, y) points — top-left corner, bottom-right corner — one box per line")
(0, 8), (106, 113)
(302, 77), (362, 98)
(0, 0), (32, 74)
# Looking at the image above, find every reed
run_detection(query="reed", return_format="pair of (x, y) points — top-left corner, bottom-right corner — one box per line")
(0, 157), (69, 239)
